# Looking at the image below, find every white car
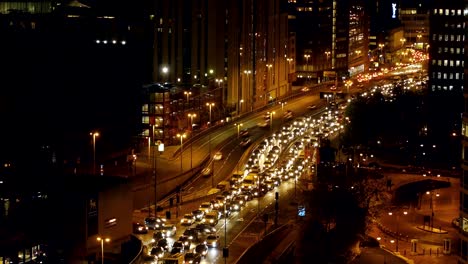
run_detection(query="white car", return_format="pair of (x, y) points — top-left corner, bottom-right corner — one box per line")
(180, 214), (195, 226)
(205, 234), (220, 248)
(213, 151), (223, 161)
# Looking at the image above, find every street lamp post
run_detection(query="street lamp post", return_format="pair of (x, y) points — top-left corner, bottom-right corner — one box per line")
(176, 133), (186, 173)
(400, 38), (406, 49)
(324, 51), (330, 69)
(239, 99), (244, 115)
(206, 102), (215, 127)
(188, 113), (196, 169)
(96, 236), (110, 264)
(154, 141), (164, 217)
(304, 54), (310, 72)
(269, 111), (275, 130)
(90, 132), (99, 175)
(427, 191), (439, 230)
(235, 123), (243, 138)
(188, 113), (196, 131)
(184, 91), (191, 109)
(206, 103), (215, 178)
(243, 70), (252, 111)
(388, 210), (408, 252)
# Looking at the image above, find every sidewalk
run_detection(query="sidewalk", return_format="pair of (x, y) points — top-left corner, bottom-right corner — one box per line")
(369, 174), (459, 264)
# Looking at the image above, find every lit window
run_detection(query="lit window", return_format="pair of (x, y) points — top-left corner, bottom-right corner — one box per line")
(444, 60), (448, 66)
(438, 60), (442, 66)
(456, 60), (461, 66)
(450, 60), (454, 67)
(437, 72), (441, 79)
(443, 73), (447, 79)
(450, 73), (453, 79)
(456, 73), (460, 79)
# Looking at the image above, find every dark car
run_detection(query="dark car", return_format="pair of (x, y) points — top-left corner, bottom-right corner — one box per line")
(184, 252), (202, 264)
(192, 209), (205, 221)
(152, 231), (165, 242)
(149, 246), (165, 259)
(240, 137), (252, 147)
(133, 222), (148, 234)
(195, 223), (216, 234)
(170, 245), (184, 255)
(239, 129), (249, 137)
(144, 217), (166, 230)
(183, 228), (200, 242)
(177, 235), (192, 250)
(195, 244), (209, 258)
(156, 238), (169, 251)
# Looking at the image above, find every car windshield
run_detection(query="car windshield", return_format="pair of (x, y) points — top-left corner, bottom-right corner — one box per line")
(207, 235), (216, 240)
(163, 225), (174, 230)
(184, 215), (192, 219)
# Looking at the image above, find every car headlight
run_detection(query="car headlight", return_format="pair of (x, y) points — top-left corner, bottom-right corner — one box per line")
(166, 231), (171, 236)
(189, 236), (193, 240)
(151, 238), (155, 243)
(212, 242), (217, 247)
(184, 241), (189, 245)
(210, 219), (214, 223)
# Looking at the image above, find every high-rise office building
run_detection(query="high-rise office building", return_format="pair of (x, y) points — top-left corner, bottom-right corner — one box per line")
(286, 0), (368, 84)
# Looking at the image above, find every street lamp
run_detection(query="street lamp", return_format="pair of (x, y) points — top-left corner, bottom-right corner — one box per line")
(388, 210), (408, 252)
(176, 133), (186, 173)
(269, 111), (275, 130)
(206, 102), (215, 126)
(426, 190), (440, 230)
(304, 54), (310, 71)
(90, 132), (99, 175)
(96, 236), (110, 264)
(162, 66), (169, 82)
(243, 70), (252, 111)
(239, 99), (244, 114)
(184, 91), (191, 108)
(400, 38), (406, 48)
(235, 123), (243, 138)
(188, 113), (196, 130)
(215, 78), (223, 88)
